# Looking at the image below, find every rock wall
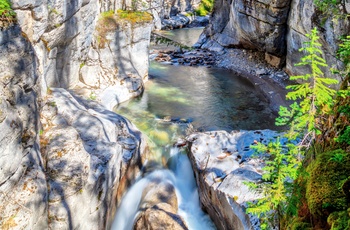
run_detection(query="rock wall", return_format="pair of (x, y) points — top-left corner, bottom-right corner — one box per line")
(198, 0), (291, 56)
(286, 0), (350, 78)
(0, 0), (153, 229)
(197, 0), (350, 76)
(0, 25), (47, 230)
(11, 0), (152, 109)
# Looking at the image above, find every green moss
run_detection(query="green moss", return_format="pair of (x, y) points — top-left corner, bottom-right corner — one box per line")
(0, 0), (16, 28)
(195, 0), (214, 16)
(96, 10), (119, 48)
(327, 209), (350, 230)
(306, 149), (350, 218)
(116, 10), (152, 24)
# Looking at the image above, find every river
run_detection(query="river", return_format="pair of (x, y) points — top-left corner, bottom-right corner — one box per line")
(111, 28), (278, 230)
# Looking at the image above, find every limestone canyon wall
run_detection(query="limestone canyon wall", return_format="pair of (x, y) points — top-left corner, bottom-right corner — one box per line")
(0, 0), (152, 229)
(11, 0), (152, 109)
(198, 0), (350, 77)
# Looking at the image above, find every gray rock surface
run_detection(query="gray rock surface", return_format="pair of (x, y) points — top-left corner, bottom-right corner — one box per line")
(133, 171), (189, 230)
(198, 0), (292, 56)
(11, 1), (151, 109)
(286, 0), (350, 80)
(79, 19), (152, 110)
(197, 0), (350, 80)
(0, 25), (47, 230)
(0, 1), (153, 229)
(40, 88), (148, 229)
(0, 23), (149, 228)
(186, 130), (280, 230)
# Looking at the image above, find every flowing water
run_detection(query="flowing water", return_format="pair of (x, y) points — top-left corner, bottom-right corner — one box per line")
(112, 28), (279, 229)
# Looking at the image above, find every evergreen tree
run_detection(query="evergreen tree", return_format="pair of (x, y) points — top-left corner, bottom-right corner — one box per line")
(246, 27), (339, 229)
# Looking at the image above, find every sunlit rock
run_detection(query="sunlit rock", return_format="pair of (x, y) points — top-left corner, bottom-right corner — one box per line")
(187, 130), (280, 230)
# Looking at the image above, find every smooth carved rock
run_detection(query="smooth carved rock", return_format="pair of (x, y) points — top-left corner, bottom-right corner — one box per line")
(40, 88), (148, 229)
(187, 130), (280, 230)
(133, 173), (188, 230)
(12, 0), (151, 108)
(199, 0), (292, 56)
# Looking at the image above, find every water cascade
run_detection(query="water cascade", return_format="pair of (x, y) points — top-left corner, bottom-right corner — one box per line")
(111, 28), (279, 229)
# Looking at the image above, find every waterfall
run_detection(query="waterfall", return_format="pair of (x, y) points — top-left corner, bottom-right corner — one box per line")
(169, 148), (216, 230)
(111, 148), (216, 230)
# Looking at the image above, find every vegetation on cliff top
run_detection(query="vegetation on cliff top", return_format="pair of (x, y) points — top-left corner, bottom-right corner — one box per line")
(0, 0), (16, 28)
(96, 10), (152, 48)
(195, 0), (214, 16)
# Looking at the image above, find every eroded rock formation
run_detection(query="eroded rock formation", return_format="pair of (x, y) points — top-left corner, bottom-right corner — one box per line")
(11, 0), (152, 110)
(133, 171), (189, 230)
(0, 0), (152, 228)
(198, 0), (291, 56)
(197, 0), (350, 75)
(186, 130), (280, 230)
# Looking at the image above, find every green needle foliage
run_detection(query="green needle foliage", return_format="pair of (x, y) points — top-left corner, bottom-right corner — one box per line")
(246, 27), (339, 229)
(247, 139), (301, 230)
(195, 0), (214, 16)
(280, 27), (338, 145)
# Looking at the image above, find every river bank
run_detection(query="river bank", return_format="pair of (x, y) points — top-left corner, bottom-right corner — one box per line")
(151, 30), (290, 114)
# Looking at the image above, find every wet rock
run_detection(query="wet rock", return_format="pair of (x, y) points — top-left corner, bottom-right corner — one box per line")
(151, 48), (217, 67)
(133, 172), (188, 230)
(186, 130), (280, 230)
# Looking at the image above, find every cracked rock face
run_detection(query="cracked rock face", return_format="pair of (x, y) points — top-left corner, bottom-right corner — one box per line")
(1, 1), (152, 229)
(198, 0), (292, 56)
(187, 130), (280, 230)
(12, 0), (152, 109)
(0, 26), (47, 230)
(286, 0), (350, 80)
(198, 0), (350, 80)
(0, 26), (148, 227)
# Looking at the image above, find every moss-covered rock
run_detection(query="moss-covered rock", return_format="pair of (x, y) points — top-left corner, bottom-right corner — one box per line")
(306, 149), (350, 221)
(327, 209), (350, 230)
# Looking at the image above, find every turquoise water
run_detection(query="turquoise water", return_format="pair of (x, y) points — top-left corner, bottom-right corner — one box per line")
(112, 28), (278, 230)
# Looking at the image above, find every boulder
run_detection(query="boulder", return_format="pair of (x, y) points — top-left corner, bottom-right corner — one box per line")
(133, 170), (189, 230)
(186, 130), (280, 230)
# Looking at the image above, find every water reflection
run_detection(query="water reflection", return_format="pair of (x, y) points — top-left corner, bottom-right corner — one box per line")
(117, 61), (278, 132)
(155, 27), (204, 47)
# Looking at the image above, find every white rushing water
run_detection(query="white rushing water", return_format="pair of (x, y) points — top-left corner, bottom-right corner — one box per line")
(169, 148), (216, 230)
(111, 148), (216, 230)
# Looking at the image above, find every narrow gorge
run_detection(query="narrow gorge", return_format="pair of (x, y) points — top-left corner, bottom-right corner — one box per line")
(0, 0), (349, 230)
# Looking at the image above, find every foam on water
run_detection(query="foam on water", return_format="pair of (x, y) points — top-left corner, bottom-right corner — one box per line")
(112, 149), (216, 230)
